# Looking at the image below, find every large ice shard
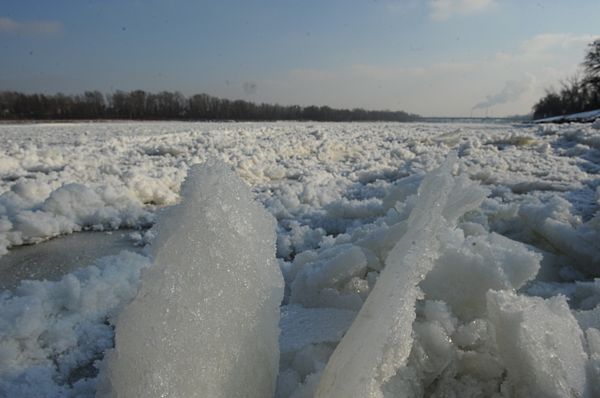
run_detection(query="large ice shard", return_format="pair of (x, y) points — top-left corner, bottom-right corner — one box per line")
(97, 162), (284, 398)
(315, 154), (488, 398)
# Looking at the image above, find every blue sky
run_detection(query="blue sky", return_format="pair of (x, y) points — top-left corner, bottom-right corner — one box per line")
(1, 0), (598, 116)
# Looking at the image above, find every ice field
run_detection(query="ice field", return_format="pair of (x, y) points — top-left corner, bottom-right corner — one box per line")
(1, 120), (600, 397)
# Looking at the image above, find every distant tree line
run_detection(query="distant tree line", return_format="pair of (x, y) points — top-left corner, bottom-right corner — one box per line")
(0, 90), (420, 122)
(532, 39), (600, 119)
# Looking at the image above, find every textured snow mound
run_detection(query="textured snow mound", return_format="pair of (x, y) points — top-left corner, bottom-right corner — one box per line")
(97, 161), (284, 398)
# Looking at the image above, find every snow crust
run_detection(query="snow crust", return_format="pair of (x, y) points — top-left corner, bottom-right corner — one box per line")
(2, 121), (600, 397)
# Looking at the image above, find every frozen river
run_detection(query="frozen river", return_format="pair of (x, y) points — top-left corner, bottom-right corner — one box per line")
(1, 121), (600, 397)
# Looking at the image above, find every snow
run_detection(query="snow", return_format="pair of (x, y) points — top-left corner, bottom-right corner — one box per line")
(1, 121), (600, 397)
(97, 162), (284, 398)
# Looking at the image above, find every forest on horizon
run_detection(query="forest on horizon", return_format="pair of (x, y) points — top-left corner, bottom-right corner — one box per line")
(0, 90), (421, 122)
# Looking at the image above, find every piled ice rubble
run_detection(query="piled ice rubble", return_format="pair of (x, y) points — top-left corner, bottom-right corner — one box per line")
(0, 251), (151, 397)
(485, 193), (600, 279)
(97, 162), (284, 398)
(0, 181), (154, 255)
(3, 122), (600, 397)
(277, 155), (600, 397)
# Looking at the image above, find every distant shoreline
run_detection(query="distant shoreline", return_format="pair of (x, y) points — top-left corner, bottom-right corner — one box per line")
(0, 117), (529, 125)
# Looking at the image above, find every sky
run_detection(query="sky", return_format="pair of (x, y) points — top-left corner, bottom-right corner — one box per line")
(0, 0), (599, 117)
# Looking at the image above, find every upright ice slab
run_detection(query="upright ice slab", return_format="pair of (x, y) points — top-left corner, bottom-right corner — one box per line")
(315, 155), (488, 398)
(97, 162), (284, 398)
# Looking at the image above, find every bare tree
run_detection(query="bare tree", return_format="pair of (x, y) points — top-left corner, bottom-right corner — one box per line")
(583, 39), (600, 82)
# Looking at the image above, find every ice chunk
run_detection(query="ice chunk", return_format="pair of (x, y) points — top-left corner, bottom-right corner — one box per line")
(290, 244), (368, 309)
(518, 196), (600, 277)
(97, 162), (284, 398)
(487, 290), (588, 398)
(315, 154), (488, 398)
(421, 232), (541, 320)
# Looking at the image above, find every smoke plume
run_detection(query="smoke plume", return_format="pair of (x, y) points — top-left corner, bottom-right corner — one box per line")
(473, 78), (533, 110)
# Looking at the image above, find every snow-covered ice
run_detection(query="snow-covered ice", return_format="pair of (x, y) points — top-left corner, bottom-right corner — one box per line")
(0, 251), (150, 397)
(0, 121), (600, 397)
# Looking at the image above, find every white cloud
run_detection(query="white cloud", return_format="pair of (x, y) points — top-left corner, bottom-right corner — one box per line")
(259, 61), (480, 115)
(0, 17), (63, 36)
(520, 33), (599, 54)
(429, 0), (496, 20)
(256, 31), (598, 117)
